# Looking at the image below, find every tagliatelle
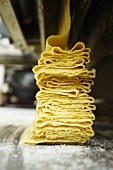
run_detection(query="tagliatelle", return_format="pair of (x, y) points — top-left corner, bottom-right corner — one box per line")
(22, 0), (96, 145)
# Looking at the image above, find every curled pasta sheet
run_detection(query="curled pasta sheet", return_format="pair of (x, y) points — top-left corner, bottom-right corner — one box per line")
(22, 0), (96, 145)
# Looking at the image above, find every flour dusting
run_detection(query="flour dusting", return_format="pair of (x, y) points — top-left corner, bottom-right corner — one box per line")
(0, 109), (113, 170)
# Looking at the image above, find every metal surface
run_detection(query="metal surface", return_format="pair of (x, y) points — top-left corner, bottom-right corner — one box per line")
(0, 108), (113, 170)
(0, 0), (28, 52)
(37, 0), (46, 51)
(0, 53), (38, 65)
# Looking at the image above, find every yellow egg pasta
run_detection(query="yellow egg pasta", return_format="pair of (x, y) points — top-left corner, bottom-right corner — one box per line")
(22, 0), (96, 145)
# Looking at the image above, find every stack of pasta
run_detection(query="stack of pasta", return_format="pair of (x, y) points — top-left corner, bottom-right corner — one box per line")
(23, 42), (96, 145)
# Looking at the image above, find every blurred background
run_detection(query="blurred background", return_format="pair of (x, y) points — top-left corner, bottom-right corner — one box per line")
(0, 0), (113, 121)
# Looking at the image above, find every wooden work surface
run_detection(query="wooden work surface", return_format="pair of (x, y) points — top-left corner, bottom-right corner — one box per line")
(0, 107), (113, 170)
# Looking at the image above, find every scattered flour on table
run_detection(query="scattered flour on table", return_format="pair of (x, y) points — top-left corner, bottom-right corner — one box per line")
(19, 145), (111, 170)
(0, 139), (113, 170)
(0, 108), (113, 170)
